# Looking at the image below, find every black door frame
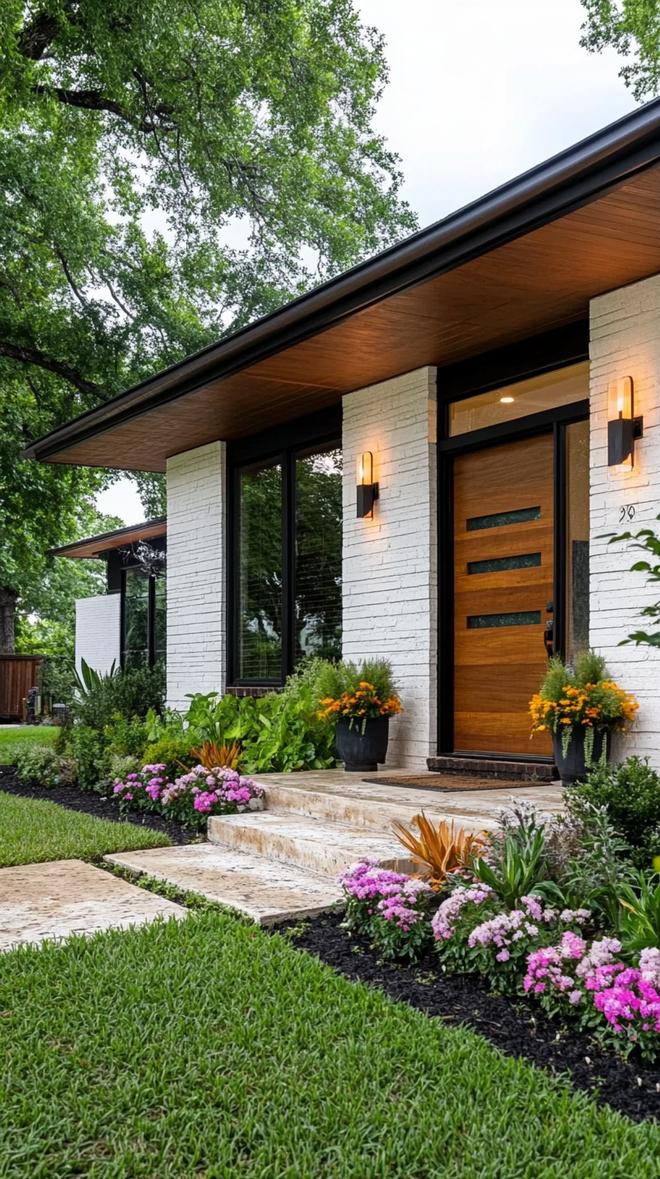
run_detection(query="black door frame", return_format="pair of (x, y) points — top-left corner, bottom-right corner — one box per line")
(436, 342), (590, 759)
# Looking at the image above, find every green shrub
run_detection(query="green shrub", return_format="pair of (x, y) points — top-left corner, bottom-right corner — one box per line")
(102, 714), (149, 761)
(73, 662), (165, 732)
(617, 872), (660, 956)
(106, 753), (141, 783)
(15, 745), (77, 789)
(68, 725), (105, 791)
(573, 756), (660, 869)
(142, 732), (198, 780)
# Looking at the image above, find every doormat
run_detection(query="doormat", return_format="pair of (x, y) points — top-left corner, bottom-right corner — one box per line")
(363, 774), (552, 792)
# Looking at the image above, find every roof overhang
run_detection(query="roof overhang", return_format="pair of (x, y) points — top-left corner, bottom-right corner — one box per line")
(50, 518), (166, 559)
(25, 99), (660, 473)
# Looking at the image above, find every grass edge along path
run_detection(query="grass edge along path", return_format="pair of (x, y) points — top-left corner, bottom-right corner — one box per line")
(0, 790), (169, 867)
(1, 911), (658, 1179)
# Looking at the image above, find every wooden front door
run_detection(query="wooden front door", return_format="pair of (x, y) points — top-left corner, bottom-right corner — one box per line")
(453, 434), (553, 756)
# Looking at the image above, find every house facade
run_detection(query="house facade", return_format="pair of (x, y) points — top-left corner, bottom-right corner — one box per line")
(52, 520), (167, 676)
(32, 102), (660, 770)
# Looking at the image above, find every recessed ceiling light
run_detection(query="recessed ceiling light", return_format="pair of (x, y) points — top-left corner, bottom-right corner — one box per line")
(500, 396), (515, 404)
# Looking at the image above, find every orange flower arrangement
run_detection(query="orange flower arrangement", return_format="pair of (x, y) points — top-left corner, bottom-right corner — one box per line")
(530, 652), (638, 764)
(529, 682), (638, 735)
(318, 680), (402, 727)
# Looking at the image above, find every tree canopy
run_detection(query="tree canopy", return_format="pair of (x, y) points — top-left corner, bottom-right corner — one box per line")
(0, 0), (415, 650)
(580, 1), (660, 100)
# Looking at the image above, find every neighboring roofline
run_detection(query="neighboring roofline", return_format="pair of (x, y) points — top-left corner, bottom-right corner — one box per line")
(25, 97), (660, 463)
(49, 517), (166, 559)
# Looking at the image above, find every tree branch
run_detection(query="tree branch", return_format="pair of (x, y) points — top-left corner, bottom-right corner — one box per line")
(0, 341), (100, 396)
(33, 84), (175, 133)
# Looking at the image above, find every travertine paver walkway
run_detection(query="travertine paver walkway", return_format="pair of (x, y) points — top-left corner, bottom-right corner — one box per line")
(0, 859), (184, 952)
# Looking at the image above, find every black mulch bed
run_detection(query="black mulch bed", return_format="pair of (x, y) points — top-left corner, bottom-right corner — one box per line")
(280, 909), (660, 1124)
(0, 766), (196, 845)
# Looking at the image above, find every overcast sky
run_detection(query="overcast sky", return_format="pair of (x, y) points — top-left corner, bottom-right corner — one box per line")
(98, 0), (636, 524)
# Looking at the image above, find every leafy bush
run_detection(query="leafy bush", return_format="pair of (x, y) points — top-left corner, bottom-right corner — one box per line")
(181, 662), (339, 773)
(543, 799), (636, 931)
(68, 725), (105, 791)
(618, 873), (660, 956)
(338, 861), (433, 962)
(572, 756), (660, 869)
(142, 732), (198, 780)
(73, 660), (165, 732)
(102, 714), (149, 761)
(15, 745), (77, 790)
(473, 804), (550, 908)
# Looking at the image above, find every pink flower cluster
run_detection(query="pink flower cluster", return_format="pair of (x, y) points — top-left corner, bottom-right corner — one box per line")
(431, 884), (494, 941)
(468, 898), (590, 963)
(592, 967), (660, 1036)
(338, 861), (431, 931)
(524, 935), (660, 1052)
(113, 764), (168, 807)
(162, 765), (263, 813)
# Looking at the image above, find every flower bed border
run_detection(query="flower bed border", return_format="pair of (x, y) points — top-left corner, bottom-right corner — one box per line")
(280, 910), (660, 1123)
(0, 767), (197, 845)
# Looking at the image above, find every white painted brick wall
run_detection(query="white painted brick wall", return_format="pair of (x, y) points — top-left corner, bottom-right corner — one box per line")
(342, 367), (437, 768)
(75, 594), (121, 675)
(166, 441), (226, 711)
(590, 273), (660, 766)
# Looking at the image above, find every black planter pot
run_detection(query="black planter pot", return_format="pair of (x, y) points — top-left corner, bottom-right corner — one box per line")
(552, 726), (610, 787)
(335, 716), (390, 772)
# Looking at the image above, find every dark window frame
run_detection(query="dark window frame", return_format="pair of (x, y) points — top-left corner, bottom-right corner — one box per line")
(120, 566), (165, 669)
(228, 412), (342, 687)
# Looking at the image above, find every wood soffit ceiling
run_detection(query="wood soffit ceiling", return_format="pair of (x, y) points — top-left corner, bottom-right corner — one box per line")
(35, 161), (660, 473)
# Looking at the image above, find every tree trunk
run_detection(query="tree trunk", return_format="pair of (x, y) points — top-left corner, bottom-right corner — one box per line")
(0, 588), (18, 654)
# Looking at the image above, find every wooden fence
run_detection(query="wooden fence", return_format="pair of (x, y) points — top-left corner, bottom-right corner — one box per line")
(0, 656), (44, 721)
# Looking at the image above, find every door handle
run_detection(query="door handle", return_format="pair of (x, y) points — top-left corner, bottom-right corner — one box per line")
(543, 601), (554, 657)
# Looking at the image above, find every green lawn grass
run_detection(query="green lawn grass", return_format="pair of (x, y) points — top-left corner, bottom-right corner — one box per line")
(0, 912), (657, 1178)
(0, 791), (169, 867)
(0, 724), (58, 764)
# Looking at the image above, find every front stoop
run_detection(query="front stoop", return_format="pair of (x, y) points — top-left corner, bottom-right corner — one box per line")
(106, 773), (564, 927)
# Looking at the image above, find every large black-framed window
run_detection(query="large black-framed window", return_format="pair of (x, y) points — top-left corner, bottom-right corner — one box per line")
(121, 568), (166, 670)
(229, 426), (342, 686)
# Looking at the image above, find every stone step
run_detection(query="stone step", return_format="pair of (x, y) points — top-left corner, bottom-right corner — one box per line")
(207, 811), (415, 875)
(105, 844), (343, 926)
(262, 781), (458, 835)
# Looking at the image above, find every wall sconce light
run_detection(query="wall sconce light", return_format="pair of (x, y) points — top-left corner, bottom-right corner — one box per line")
(607, 377), (643, 468)
(356, 451), (379, 518)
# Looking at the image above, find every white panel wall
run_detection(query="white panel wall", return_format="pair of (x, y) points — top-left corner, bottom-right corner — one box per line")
(166, 441), (226, 711)
(75, 594), (121, 676)
(589, 273), (660, 766)
(342, 367), (437, 768)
